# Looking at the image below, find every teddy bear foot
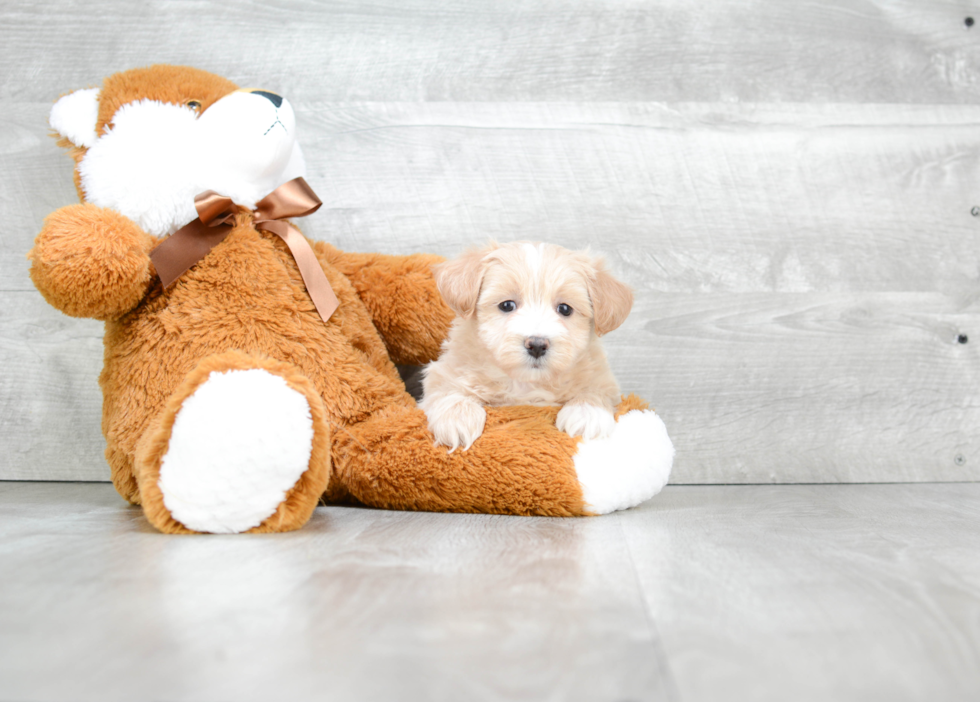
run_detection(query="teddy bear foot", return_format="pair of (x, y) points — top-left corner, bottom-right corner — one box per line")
(157, 368), (314, 534)
(135, 352), (331, 534)
(573, 407), (675, 515)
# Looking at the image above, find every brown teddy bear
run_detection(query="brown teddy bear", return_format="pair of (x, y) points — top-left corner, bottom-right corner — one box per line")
(28, 65), (674, 534)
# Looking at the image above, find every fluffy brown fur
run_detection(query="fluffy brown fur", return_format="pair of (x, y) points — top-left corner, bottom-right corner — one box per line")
(28, 65), (656, 533)
(29, 204), (156, 320)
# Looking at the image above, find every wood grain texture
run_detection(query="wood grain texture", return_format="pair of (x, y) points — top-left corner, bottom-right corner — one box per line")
(7, 288), (976, 483)
(294, 102), (980, 296)
(0, 103), (75, 293)
(628, 292), (980, 483)
(10, 101), (980, 293)
(2, 482), (978, 701)
(2, 1), (979, 103)
(2, 1), (979, 483)
(0, 482), (674, 702)
(621, 484), (980, 701)
(0, 292), (106, 480)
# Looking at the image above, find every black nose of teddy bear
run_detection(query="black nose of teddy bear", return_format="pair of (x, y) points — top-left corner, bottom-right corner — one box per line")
(251, 90), (283, 108)
(525, 337), (550, 359)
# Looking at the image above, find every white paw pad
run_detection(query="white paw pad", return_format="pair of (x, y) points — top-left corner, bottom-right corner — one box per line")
(158, 369), (314, 534)
(573, 410), (674, 515)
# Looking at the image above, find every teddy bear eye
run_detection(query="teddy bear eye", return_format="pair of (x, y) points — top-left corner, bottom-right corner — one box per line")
(186, 100), (202, 111)
(557, 303), (573, 317)
(498, 300), (517, 313)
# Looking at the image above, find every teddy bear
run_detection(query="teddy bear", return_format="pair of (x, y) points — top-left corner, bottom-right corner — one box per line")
(28, 64), (674, 534)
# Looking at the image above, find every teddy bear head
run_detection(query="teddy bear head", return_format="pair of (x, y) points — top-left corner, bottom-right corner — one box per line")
(49, 64), (305, 237)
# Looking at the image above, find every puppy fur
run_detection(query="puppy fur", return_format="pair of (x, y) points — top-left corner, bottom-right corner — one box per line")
(420, 241), (633, 451)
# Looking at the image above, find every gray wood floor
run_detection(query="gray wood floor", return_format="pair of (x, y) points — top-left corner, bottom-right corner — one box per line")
(1, 481), (978, 702)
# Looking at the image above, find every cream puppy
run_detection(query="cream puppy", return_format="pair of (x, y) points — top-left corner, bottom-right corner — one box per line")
(420, 241), (634, 451)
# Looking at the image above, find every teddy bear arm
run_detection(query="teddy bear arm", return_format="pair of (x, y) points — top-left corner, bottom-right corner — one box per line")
(330, 404), (589, 516)
(330, 398), (674, 517)
(314, 244), (454, 365)
(28, 204), (157, 320)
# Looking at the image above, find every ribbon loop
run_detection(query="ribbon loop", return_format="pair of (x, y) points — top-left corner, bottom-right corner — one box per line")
(149, 177), (338, 323)
(254, 177), (321, 221)
(194, 191), (238, 226)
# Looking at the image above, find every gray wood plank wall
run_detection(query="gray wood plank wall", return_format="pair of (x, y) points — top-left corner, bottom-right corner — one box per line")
(1, 0), (978, 483)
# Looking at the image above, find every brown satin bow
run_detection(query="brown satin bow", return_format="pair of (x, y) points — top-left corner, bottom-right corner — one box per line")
(149, 177), (339, 323)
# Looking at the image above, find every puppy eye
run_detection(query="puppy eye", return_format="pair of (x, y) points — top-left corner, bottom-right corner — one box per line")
(185, 99), (202, 112)
(557, 303), (573, 317)
(498, 300), (517, 313)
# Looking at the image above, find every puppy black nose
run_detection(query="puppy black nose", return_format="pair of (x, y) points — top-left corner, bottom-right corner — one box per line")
(250, 90), (283, 108)
(525, 337), (550, 359)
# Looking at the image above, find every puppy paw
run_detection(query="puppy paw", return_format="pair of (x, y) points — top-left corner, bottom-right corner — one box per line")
(421, 394), (487, 452)
(557, 402), (616, 441)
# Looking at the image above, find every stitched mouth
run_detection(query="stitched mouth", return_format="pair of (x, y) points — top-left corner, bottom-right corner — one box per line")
(263, 112), (287, 136)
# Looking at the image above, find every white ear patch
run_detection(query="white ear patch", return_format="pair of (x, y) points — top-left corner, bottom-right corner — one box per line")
(50, 88), (101, 148)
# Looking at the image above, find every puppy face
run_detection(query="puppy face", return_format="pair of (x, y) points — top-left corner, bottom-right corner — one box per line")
(436, 242), (633, 383)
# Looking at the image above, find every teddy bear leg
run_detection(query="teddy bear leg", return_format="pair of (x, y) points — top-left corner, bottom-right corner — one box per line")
(134, 351), (331, 534)
(328, 397), (673, 517)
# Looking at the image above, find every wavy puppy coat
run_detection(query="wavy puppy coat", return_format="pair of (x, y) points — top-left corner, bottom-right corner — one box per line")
(420, 241), (634, 451)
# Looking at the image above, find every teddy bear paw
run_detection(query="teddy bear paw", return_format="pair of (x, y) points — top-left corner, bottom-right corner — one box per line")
(572, 409), (675, 515)
(156, 368), (315, 533)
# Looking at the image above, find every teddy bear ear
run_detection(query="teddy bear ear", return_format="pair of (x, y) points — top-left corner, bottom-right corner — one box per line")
(49, 88), (101, 148)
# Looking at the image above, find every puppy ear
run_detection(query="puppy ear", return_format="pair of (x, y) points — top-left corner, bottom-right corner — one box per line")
(587, 259), (633, 336)
(434, 244), (495, 318)
(50, 88), (101, 148)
